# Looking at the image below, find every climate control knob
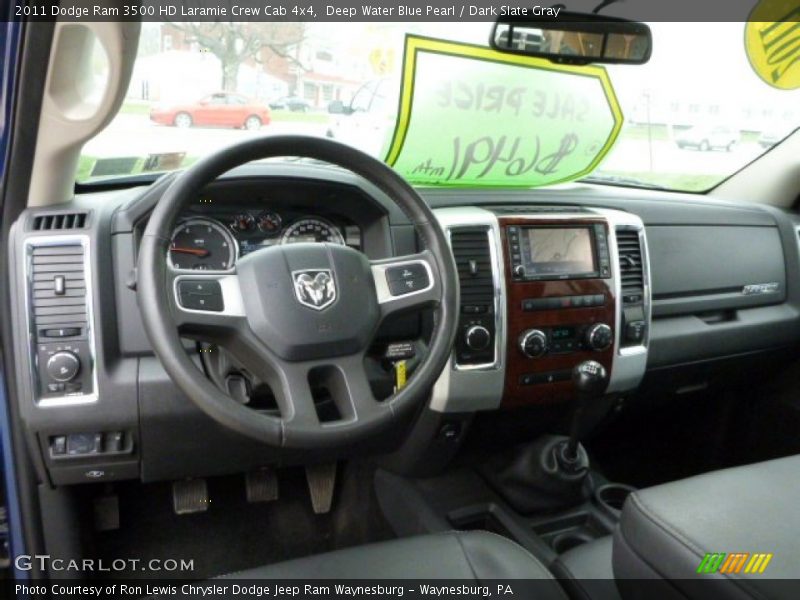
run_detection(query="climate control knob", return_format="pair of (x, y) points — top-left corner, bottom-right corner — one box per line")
(519, 329), (548, 358)
(464, 325), (491, 351)
(46, 351), (80, 382)
(585, 323), (613, 351)
(513, 265), (526, 278)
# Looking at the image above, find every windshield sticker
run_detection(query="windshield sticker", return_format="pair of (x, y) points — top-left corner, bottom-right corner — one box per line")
(745, 0), (800, 90)
(384, 35), (623, 187)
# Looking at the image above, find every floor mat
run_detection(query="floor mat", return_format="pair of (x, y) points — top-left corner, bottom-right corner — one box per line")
(89, 462), (394, 580)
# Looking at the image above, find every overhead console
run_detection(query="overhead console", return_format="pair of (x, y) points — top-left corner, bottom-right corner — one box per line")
(432, 207), (651, 412)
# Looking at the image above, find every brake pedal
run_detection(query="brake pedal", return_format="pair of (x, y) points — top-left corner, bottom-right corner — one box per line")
(246, 468), (279, 503)
(305, 463), (336, 514)
(172, 478), (209, 514)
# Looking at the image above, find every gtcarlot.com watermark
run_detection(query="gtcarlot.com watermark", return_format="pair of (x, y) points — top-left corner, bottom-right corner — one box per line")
(15, 554), (194, 573)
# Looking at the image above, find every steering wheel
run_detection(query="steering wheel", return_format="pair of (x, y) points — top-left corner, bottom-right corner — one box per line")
(138, 136), (459, 448)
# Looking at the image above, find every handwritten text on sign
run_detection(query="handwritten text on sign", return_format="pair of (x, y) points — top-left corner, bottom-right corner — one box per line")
(385, 37), (623, 187)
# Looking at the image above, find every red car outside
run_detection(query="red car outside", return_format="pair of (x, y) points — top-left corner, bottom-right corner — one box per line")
(149, 92), (271, 130)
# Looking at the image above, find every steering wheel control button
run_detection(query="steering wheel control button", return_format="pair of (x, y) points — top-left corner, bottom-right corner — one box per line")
(386, 266), (430, 296)
(178, 279), (224, 311)
(46, 351), (80, 382)
(179, 280), (220, 295)
(385, 263), (430, 296)
(386, 263), (427, 282)
(389, 277), (426, 295)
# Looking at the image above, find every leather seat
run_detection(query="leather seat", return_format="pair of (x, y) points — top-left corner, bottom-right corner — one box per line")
(216, 531), (566, 593)
(614, 455), (800, 599)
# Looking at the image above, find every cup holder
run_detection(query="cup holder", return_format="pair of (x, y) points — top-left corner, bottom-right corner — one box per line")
(551, 531), (596, 554)
(594, 483), (636, 517)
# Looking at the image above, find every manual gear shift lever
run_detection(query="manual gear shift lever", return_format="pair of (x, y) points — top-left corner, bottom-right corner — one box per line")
(561, 360), (609, 464)
(480, 359), (611, 513)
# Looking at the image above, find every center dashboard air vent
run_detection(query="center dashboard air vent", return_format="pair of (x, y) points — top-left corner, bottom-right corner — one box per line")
(615, 228), (644, 304)
(450, 227), (494, 309)
(30, 212), (89, 231)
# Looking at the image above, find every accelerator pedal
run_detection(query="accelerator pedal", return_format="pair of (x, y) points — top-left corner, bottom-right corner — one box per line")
(172, 478), (209, 515)
(305, 463), (337, 514)
(245, 468), (279, 503)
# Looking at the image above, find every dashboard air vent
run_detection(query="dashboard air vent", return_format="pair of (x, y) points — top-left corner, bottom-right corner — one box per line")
(29, 245), (88, 330)
(31, 212), (88, 231)
(450, 227), (493, 308)
(616, 228), (644, 299)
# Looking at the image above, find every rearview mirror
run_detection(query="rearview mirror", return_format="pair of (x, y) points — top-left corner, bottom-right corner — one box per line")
(491, 12), (652, 65)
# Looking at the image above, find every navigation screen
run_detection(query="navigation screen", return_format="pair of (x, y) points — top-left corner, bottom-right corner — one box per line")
(521, 227), (596, 276)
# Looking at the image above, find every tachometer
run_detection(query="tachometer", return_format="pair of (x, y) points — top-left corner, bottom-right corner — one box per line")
(168, 218), (237, 271)
(280, 218), (345, 246)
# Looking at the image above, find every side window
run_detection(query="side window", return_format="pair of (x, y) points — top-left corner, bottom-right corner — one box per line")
(228, 95), (247, 105)
(209, 94), (227, 105)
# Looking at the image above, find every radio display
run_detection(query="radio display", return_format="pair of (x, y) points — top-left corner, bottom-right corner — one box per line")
(521, 227), (596, 277)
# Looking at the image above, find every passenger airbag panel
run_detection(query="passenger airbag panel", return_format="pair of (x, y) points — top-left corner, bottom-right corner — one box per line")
(648, 225), (785, 316)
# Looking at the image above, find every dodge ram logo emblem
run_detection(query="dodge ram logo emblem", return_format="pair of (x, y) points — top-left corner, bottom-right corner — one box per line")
(293, 269), (336, 310)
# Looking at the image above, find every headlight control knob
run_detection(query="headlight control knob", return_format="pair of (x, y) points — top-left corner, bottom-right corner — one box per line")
(46, 351), (80, 382)
(464, 325), (491, 351)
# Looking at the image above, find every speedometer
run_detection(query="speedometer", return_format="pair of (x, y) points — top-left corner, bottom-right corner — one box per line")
(280, 218), (345, 246)
(168, 218), (237, 271)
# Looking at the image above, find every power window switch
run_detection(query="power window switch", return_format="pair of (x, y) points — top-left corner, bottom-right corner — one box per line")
(51, 436), (67, 456)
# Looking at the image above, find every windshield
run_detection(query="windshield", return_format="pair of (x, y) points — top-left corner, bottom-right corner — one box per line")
(79, 21), (800, 192)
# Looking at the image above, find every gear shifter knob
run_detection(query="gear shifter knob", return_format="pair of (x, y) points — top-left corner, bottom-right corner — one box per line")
(572, 360), (608, 397)
(562, 361), (609, 464)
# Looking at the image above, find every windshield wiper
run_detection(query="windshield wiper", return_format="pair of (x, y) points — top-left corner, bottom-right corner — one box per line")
(581, 175), (670, 191)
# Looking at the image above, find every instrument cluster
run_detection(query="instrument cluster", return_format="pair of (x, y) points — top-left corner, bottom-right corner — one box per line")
(168, 210), (361, 272)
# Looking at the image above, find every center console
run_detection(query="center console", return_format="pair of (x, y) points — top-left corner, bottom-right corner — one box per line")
(432, 206), (651, 413)
(502, 215), (617, 407)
